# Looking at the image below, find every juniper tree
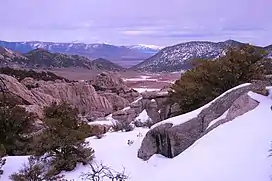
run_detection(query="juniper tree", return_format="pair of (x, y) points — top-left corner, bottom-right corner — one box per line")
(169, 45), (266, 114)
(31, 102), (94, 177)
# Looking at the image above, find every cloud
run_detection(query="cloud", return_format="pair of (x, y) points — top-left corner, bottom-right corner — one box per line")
(0, 0), (271, 46)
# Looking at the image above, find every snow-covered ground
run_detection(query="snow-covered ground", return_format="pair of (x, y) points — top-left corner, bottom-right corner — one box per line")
(2, 86), (272, 181)
(152, 83), (251, 128)
(133, 88), (161, 93)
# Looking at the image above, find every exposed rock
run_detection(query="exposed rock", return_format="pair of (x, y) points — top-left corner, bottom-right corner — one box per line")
(91, 72), (128, 90)
(20, 77), (38, 89)
(138, 82), (269, 160)
(91, 71), (140, 103)
(101, 93), (129, 111)
(20, 105), (44, 120)
(138, 123), (173, 160)
(141, 91), (168, 99)
(118, 89), (140, 103)
(88, 124), (111, 136)
(145, 100), (161, 124)
(205, 93), (259, 134)
(112, 108), (137, 124)
(0, 74), (114, 120)
(0, 74), (55, 105)
(34, 81), (113, 117)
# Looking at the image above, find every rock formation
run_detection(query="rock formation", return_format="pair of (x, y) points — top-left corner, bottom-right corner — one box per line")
(138, 81), (269, 160)
(0, 73), (135, 121)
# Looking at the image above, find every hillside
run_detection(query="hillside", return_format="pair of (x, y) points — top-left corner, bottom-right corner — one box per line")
(92, 58), (125, 71)
(0, 47), (125, 71)
(0, 41), (161, 67)
(2, 84), (272, 181)
(131, 40), (268, 72)
(24, 48), (95, 69)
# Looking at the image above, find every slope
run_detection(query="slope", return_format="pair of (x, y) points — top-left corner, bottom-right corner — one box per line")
(131, 40), (256, 72)
(2, 87), (272, 181)
(92, 58), (125, 71)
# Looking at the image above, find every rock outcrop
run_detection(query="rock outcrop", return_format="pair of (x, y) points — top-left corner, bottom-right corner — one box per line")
(138, 82), (268, 160)
(91, 72), (140, 103)
(112, 108), (137, 125)
(33, 81), (113, 117)
(91, 72), (128, 90)
(0, 74), (115, 120)
(128, 90), (177, 125)
(100, 93), (129, 111)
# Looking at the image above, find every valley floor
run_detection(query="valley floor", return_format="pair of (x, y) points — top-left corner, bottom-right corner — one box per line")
(2, 91), (272, 181)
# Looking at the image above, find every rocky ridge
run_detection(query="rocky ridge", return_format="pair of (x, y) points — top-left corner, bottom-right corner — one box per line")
(0, 47), (125, 71)
(0, 71), (140, 122)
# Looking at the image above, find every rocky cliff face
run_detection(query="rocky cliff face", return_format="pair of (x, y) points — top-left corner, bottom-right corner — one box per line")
(137, 81), (270, 160)
(0, 71), (137, 121)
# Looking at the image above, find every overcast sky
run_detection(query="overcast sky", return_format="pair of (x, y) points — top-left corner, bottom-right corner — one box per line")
(0, 0), (271, 46)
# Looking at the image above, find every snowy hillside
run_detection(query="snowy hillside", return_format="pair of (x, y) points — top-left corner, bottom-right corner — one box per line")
(2, 86), (272, 181)
(131, 40), (249, 72)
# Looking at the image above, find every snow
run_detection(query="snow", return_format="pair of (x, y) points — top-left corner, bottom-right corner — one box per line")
(88, 120), (115, 126)
(133, 88), (161, 93)
(134, 110), (151, 123)
(1, 156), (29, 180)
(152, 83), (251, 128)
(123, 78), (158, 82)
(2, 84), (272, 181)
(137, 44), (163, 50)
(132, 97), (142, 104)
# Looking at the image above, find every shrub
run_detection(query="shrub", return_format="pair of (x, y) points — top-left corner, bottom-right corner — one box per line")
(0, 157), (6, 178)
(81, 162), (129, 181)
(169, 45), (266, 114)
(0, 88), (34, 155)
(10, 156), (63, 181)
(31, 102), (94, 177)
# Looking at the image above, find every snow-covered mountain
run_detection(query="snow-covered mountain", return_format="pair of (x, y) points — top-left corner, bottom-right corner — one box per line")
(125, 44), (163, 54)
(131, 40), (267, 72)
(0, 41), (162, 67)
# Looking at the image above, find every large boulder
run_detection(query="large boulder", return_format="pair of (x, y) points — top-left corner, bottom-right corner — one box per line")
(100, 93), (129, 111)
(204, 93), (259, 134)
(138, 82), (268, 160)
(91, 72), (140, 103)
(91, 72), (128, 90)
(112, 108), (137, 124)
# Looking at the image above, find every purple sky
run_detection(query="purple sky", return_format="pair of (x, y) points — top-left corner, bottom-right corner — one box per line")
(0, 0), (271, 46)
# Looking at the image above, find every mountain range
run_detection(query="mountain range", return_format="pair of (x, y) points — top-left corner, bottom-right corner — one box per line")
(0, 41), (161, 67)
(0, 40), (271, 73)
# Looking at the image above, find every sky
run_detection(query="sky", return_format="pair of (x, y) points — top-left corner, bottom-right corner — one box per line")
(0, 0), (271, 46)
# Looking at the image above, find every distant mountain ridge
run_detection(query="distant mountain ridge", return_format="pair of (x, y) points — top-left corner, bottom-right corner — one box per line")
(0, 47), (125, 71)
(0, 41), (161, 67)
(131, 40), (270, 72)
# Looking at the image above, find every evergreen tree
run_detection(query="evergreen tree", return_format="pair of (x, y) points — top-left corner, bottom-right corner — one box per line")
(32, 102), (94, 177)
(0, 77), (33, 155)
(169, 45), (266, 114)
